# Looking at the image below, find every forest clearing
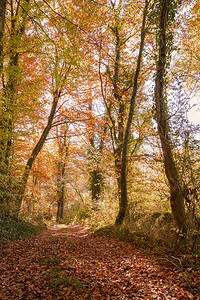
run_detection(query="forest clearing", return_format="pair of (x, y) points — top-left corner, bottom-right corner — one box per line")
(0, 224), (200, 299)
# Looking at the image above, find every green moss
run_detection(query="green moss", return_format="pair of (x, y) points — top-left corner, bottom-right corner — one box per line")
(41, 258), (60, 266)
(0, 213), (42, 240)
(49, 276), (83, 288)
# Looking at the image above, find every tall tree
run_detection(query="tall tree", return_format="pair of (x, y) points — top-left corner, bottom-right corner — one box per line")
(14, 84), (68, 216)
(0, 0), (80, 216)
(0, 0), (30, 166)
(154, 0), (187, 235)
(0, 0), (30, 214)
(117, 0), (149, 225)
(98, 0), (150, 225)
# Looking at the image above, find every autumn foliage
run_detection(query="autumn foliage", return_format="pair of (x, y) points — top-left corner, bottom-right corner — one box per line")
(0, 3), (199, 298)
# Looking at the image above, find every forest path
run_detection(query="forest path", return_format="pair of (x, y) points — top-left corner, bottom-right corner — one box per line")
(0, 225), (198, 299)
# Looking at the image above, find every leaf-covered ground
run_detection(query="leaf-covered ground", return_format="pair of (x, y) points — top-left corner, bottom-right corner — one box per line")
(0, 225), (199, 299)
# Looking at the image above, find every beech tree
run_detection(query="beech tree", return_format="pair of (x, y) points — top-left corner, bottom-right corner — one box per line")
(15, 83), (69, 216)
(0, 0), (31, 214)
(0, 0), (83, 216)
(154, 0), (187, 235)
(118, 0), (149, 225)
(98, 0), (150, 225)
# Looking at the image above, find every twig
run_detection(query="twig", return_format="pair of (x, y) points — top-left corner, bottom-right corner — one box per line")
(155, 256), (192, 291)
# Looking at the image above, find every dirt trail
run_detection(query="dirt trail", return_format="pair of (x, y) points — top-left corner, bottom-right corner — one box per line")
(0, 225), (199, 299)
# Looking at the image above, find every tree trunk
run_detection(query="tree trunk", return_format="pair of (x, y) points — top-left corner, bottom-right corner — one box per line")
(114, 146), (123, 224)
(88, 101), (104, 208)
(115, 0), (149, 225)
(0, 0), (30, 214)
(0, 0), (30, 169)
(56, 128), (68, 223)
(56, 168), (65, 223)
(14, 90), (61, 217)
(154, 0), (187, 234)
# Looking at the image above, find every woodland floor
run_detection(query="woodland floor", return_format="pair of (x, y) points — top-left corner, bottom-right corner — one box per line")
(0, 225), (199, 300)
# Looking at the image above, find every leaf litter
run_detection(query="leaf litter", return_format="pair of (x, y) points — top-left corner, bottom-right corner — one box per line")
(0, 225), (199, 299)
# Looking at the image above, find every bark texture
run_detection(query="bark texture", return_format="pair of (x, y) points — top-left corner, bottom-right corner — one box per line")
(0, 0), (30, 170)
(14, 90), (61, 216)
(56, 128), (68, 223)
(0, 0), (30, 214)
(88, 101), (104, 208)
(154, 0), (187, 234)
(115, 0), (149, 225)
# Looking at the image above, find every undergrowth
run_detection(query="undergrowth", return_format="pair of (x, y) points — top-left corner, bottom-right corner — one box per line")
(94, 225), (200, 272)
(0, 213), (43, 241)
